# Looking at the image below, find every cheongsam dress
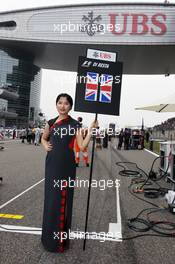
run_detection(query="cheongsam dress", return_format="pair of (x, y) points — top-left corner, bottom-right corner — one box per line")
(41, 115), (80, 252)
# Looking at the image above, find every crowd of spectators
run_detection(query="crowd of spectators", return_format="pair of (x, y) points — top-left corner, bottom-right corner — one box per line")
(153, 117), (175, 133)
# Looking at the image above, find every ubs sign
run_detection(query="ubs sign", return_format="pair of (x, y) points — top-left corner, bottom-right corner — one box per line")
(80, 11), (167, 36)
(109, 13), (166, 35)
(26, 5), (175, 44)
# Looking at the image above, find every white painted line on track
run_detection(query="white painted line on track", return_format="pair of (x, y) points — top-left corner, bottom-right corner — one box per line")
(144, 148), (159, 157)
(108, 182), (122, 240)
(0, 225), (122, 241)
(116, 183), (122, 233)
(0, 179), (45, 210)
(0, 224), (41, 235)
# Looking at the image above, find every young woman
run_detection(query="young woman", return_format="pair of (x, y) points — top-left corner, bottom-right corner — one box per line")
(41, 93), (97, 253)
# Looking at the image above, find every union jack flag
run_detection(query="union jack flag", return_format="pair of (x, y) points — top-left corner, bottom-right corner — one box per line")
(99, 74), (113, 103)
(85, 72), (99, 101)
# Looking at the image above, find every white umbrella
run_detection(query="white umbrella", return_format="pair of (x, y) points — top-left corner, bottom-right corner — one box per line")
(135, 104), (175, 112)
(135, 94), (175, 113)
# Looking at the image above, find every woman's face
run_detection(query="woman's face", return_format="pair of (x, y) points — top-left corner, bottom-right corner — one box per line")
(56, 96), (71, 115)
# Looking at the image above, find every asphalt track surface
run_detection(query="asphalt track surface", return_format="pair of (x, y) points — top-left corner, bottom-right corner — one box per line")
(0, 139), (175, 264)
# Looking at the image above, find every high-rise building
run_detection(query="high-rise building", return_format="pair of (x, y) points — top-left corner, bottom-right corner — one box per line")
(0, 48), (41, 128)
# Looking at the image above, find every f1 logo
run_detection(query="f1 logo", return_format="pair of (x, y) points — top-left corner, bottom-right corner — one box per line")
(81, 61), (92, 67)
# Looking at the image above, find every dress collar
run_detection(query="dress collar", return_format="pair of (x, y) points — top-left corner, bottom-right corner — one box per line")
(55, 115), (70, 125)
(50, 115), (70, 129)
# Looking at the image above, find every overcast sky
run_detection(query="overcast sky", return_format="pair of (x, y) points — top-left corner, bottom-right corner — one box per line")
(1, 0), (175, 128)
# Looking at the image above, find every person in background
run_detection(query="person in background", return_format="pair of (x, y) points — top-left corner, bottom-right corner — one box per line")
(39, 127), (44, 143)
(21, 127), (27, 143)
(117, 129), (124, 150)
(31, 127), (35, 144)
(74, 117), (89, 167)
(27, 127), (32, 144)
(12, 128), (16, 139)
(145, 130), (150, 143)
(124, 128), (131, 150)
(95, 127), (102, 149)
(103, 129), (109, 148)
(34, 126), (41, 146)
(140, 130), (145, 150)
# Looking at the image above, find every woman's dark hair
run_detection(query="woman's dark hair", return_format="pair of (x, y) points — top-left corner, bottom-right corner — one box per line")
(56, 93), (73, 108)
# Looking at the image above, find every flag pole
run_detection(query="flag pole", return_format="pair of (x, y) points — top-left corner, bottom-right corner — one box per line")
(83, 112), (98, 250)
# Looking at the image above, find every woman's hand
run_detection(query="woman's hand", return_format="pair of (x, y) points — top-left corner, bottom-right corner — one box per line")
(76, 120), (99, 151)
(41, 123), (53, 152)
(43, 141), (53, 152)
(90, 120), (99, 131)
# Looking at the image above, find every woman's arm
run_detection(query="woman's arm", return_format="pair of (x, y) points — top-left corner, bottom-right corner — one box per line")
(76, 121), (98, 151)
(41, 123), (53, 151)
